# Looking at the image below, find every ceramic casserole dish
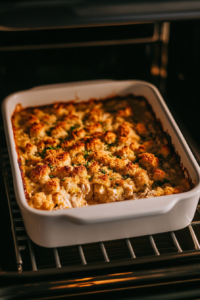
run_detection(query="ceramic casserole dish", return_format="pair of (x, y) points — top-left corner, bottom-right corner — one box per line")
(2, 80), (200, 247)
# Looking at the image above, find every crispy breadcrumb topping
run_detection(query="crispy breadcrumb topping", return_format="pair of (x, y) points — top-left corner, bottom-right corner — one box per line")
(12, 95), (192, 210)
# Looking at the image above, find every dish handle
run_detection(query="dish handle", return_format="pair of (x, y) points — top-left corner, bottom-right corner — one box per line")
(62, 197), (179, 225)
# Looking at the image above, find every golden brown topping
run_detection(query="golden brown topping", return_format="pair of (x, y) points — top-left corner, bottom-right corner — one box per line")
(33, 108), (45, 119)
(41, 113), (57, 125)
(12, 95), (192, 211)
(88, 161), (100, 174)
(92, 151), (112, 166)
(37, 137), (59, 151)
(70, 141), (85, 157)
(27, 114), (40, 126)
(92, 173), (110, 187)
(130, 141), (140, 151)
(158, 145), (171, 158)
(134, 145), (146, 154)
(51, 166), (72, 179)
(44, 151), (70, 167)
(51, 123), (68, 139)
(124, 162), (140, 176)
(71, 153), (86, 165)
(152, 169), (167, 181)
(43, 155), (59, 167)
(72, 129), (85, 140)
(30, 193), (54, 210)
(118, 136), (131, 146)
(25, 142), (37, 154)
(138, 153), (159, 169)
(117, 106), (132, 117)
(117, 146), (135, 161)
(86, 137), (104, 151)
(71, 165), (87, 178)
(44, 178), (60, 194)
(30, 164), (50, 184)
(88, 108), (102, 122)
(53, 103), (70, 116)
(86, 122), (102, 133)
(118, 123), (130, 137)
(135, 123), (148, 136)
(90, 132), (104, 139)
(56, 151), (70, 163)
(143, 140), (154, 150)
(104, 131), (116, 144)
(61, 139), (75, 149)
(63, 114), (81, 126)
(134, 169), (150, 187)
(30, 122), (46, 138)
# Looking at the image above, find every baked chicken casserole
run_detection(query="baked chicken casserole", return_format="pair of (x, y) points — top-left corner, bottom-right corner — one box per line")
(12, 96), (192, 211)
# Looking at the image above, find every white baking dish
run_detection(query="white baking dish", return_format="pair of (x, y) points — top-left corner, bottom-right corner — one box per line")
(2, 80), (200, 248)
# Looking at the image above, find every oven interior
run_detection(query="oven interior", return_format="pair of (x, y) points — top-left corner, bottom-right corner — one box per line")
(1, 20), (200, 299)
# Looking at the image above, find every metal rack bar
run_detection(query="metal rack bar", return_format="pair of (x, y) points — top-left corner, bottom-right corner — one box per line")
(125, 238), (136, 258)
(27, 239), (37, 271)
(171, 232), (182, 252)
(99, 242), (110, 262)
(3, 146), (200, 274)
(78, 245), (87, 265)
(1, 150), (23, 272)
(149, 235), (160, 256)
(191, 221), (200, 226)
(188, 224), (200, 250)
(53, 249), (61, 268)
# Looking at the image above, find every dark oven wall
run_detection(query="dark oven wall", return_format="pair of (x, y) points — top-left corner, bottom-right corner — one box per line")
(0, 21), (199, 148)
(0, 21), (200, 275)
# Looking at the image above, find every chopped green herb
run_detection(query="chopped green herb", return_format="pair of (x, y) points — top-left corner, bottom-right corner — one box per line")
(109, 155), (113, 158)
(83, 151), (89, 159)
(113, 186), (117, 189)
(49, 175), (53, 178)
(46, 146), (61, 150)
(115, 183), (119, 186)
(117, 155), (122, 159)
(25, 160), (29, 163)
(48, 164), (53, 169)
(110, 178), (113, 180)
(62, 179), (65, 181)
(85, 161), (89, 168)
(122, 175), (130, 180)
(101, 169), (106, 174)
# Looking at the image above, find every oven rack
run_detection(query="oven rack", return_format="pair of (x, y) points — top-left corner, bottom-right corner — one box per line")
(2, 146), (200, 274)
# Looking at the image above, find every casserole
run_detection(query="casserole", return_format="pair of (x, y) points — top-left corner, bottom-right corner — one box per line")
(2, 80), (200, 247)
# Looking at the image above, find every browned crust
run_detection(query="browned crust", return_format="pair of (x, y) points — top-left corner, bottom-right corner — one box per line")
(11, 93), (194, 205)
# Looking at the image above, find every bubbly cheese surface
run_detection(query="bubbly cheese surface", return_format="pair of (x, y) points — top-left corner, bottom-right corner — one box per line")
(12, 96), (192, 210)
